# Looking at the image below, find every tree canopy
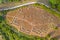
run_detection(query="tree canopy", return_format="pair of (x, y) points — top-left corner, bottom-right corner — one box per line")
(49, 0), (60, 11)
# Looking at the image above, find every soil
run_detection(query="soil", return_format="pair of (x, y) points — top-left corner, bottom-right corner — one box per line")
(6, 5), (60, 37)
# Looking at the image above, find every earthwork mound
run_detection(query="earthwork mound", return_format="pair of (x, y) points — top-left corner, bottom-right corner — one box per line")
(6, 4), (60, 37)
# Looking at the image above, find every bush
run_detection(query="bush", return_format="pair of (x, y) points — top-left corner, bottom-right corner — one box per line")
(49, 0), (60, 11)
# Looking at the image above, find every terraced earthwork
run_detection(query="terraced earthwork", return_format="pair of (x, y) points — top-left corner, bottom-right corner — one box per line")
(6, 4), (60, 37)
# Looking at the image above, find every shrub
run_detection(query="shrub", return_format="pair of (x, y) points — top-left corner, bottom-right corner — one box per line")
(49, 0), (60, 11)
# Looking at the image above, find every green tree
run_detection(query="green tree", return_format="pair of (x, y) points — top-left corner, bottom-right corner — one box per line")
(49, 0), (60, 11)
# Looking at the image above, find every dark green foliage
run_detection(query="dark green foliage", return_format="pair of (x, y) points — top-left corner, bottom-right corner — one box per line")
(49, 0), (60, 11)
(0, 16), (3, 22)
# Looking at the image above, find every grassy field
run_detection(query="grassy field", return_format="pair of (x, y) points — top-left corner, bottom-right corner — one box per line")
(0, 3), (60, 40)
